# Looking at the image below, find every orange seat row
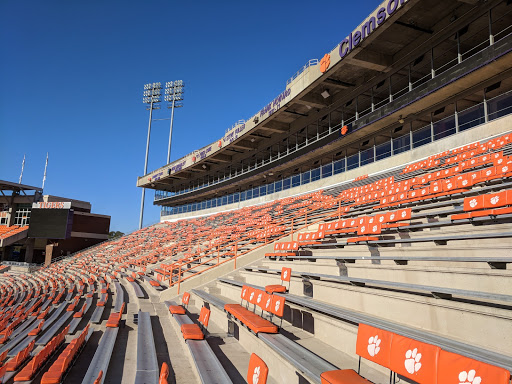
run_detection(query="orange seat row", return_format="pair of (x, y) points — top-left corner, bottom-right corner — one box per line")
(224, 285), (285, 334)
(14, 325), (70, 382)
(321, 323), (510, 384)
(40, 324), (90, 384)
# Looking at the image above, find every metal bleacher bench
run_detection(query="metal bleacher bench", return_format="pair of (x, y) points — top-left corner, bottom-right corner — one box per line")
(165, 300), (233, 384)
(283, 255), (512, 269)
(308, 230), (512, 249)
(126, 277), (144, 298)
(218, 278), (512, 373)
(243, 267), (512, 304)
(81, 323), (119, 383)
(191, 289), (337, 384)
(114, 281), (125, 312)
(135, 311), (159, 384)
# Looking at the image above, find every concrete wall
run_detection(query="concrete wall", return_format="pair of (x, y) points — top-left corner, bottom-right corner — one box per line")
(162, 114), (512, 223)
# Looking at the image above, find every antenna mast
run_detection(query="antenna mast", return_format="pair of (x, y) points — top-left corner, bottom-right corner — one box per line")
(42, 153), (48, 190)
(19, 154), (25, 184)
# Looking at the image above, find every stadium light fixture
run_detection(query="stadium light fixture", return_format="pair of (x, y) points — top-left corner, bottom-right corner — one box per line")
(165, 80), (185, 165)
(139, 82), (162, 230)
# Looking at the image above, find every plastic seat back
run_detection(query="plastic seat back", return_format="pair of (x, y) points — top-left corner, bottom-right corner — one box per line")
(437, 350), (510, 384)
(256, 291), (270, 312)
(247, 353), (268, 384)
(199, 307), (210, 328)
(248, 288), (258, 306)
(281, 267), (291, 283)
(390, 334), (440, 384)
(241, 285), (250, 303)
(182, 292), (190, 306)
(355, 323), (394, 368)
(483, 190), (510, 209)
(270, 295), (285, 317)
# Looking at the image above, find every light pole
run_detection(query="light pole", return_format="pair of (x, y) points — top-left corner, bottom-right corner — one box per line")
(139, 82), (162, 230)
(164, 80), (184, 164)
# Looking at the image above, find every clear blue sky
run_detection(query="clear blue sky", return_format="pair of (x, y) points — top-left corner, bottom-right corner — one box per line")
(0, 0), (377, 233)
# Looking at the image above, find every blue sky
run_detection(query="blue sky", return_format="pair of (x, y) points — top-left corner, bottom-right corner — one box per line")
(0, 0), (378, 233)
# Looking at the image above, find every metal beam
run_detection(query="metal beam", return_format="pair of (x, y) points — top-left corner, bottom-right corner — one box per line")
(230, 140), (257, 150)
(171, 172), (192, 179)
(258, 120), (290, 133)
(294, 94), (329, 109)
(210, 153), (232, 163)
(346, 49), (394, 72)
(324, 78), (355, 89)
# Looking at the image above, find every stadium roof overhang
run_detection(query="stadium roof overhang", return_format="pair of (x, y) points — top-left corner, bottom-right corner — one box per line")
(0, 180), (42, 205)
(137, 0), (510, 207)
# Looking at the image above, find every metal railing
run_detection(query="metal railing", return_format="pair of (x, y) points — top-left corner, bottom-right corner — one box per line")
(162, 197), (346, 294)
(286, 59), (319, 86)
(160, 89), (512, 216)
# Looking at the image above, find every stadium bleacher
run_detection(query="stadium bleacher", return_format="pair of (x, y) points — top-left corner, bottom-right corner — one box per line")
(0, 131), (511, 382)
(3, 0), (512, 380)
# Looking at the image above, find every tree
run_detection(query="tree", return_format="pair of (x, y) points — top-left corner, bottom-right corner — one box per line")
(109, 231), (124, 240)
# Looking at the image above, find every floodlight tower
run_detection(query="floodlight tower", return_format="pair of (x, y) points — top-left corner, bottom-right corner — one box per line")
(164, 80), (184, 164)
(139, 82), (162, 230)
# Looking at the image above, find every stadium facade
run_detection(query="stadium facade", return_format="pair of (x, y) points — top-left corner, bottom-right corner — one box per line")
(137, 0), (512, 223)
(0, 180), (110, 265)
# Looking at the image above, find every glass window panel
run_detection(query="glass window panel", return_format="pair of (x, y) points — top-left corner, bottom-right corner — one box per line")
(347, 153), (359, 170)
(322, 164), (332, 178)
(311, 167), (321, 181)
(302, 170), (311, 184)
(360, 147), (374, 166)
(334, 159), (345, 174)
(459, 104), (486, 132)
(393, 133), (410, 155)
(412, 126), (431, 148)
(488, 92), (512, 121)
(376, 141), (391, 161)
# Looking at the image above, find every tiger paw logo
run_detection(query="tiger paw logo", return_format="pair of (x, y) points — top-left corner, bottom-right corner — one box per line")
(320, 53), (330, 73)
(283, 270), (288, 279)
(367, 335), (381, 357)
(490, 196), (500, 205)
(252, 366), (261, 384)
(275, 300), (281, 312)
(404, 348), (422, 374)
(469, 199), (478, 208)
(459, 370), (481, 384)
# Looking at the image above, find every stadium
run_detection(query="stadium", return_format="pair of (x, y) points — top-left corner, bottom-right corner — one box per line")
(1, 0), (512, 383)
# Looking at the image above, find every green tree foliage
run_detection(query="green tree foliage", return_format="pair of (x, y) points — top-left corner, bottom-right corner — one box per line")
(109, 231), (124, 240)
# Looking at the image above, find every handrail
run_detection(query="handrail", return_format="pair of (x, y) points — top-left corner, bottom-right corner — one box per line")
(286, 59), (319, 86)
(166, 195), (348, 293)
